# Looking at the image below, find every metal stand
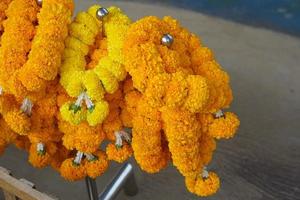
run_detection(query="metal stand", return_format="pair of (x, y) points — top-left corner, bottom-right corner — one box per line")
(85, 163), (138, 200)
(85, 177), (98, 200)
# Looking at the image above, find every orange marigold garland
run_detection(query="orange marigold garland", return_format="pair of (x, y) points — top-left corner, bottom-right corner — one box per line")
(0, 0), (72, 100)
(0, 0), (12, 34)
(123, 16), (240, 196)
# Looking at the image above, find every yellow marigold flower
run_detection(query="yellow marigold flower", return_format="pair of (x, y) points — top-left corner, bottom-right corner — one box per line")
(65, 36), (89, 56)
(86, 100), (109, 126)
(60, 59), (86, 91)
(75, 11), (101, 35)
(208, 112), (240, 139)
(94, 66), (119, 94)
(83, 70), (105, 101)
(106, 142), (133, 163)
(60, 5), (130, 127)
(60, 158), (87, 181)
(60, 102), (87, 125)
(105, 23), (130, 63)
(70, 22), (96, 45)
(85, 151), (109, 178)
(65, 71), (85, 97)
(87, 5), (101, 25)
(63, 48), (84, 59)
(97, 57), (127, 81)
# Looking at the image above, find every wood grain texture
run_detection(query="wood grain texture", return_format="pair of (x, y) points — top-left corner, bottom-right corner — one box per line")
(0, 167), (55, 200)
(0, 0), (300, 200)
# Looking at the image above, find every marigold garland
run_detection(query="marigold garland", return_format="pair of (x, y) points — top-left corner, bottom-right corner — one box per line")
(123, 16), (240, 196)
(0, 0), (72, 99)
(0, 2), (240, 197)
(59, 5), (130, 126)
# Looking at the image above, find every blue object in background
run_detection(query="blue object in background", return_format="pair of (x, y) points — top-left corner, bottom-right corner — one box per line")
(119, 0), (300, 37)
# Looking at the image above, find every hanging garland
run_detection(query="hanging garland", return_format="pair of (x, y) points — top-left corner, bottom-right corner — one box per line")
(0, 2), (240, 197)
(123, 16), (240, 196)
(0, 0), (72, 100)
(60, 5), (130, 126)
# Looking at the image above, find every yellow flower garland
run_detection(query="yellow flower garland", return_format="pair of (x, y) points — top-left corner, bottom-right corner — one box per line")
(60, 5), (130, 126)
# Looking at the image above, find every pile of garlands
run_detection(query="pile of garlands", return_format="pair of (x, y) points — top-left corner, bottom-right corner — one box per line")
(0, 0), (240, 197)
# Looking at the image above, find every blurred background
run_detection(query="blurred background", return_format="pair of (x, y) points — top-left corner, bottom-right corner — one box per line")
(114, 0), (300, 37)
(1, 0), (299, 200)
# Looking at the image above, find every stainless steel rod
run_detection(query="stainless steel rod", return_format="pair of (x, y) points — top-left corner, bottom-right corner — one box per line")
(99, 163), (138, 200)
(85, 177), (98, 200)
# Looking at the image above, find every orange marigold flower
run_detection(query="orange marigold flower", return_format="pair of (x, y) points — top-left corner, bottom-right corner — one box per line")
(106, 142), (132, 163)
(4, 109), (31, 135)
(28, 143), (54, 168)
(62, 122), (105, 153)
(185, 171), (220, 197)
(60, 157), (87, 181)
(208, 112), (240, 139)
(85, 151), (109, 178)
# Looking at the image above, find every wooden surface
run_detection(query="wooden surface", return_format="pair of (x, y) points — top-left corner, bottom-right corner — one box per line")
(0, 167), (55, 200)
(0, 0), (300, 200)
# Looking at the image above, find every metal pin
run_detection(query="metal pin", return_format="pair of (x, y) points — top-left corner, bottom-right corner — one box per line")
(96, 7), (109, 20)
(161, 33), (174, 47)
(36, 0), (42, 6)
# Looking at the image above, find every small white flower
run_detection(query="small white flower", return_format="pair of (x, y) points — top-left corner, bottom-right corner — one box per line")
(20, 98), (33, 116)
